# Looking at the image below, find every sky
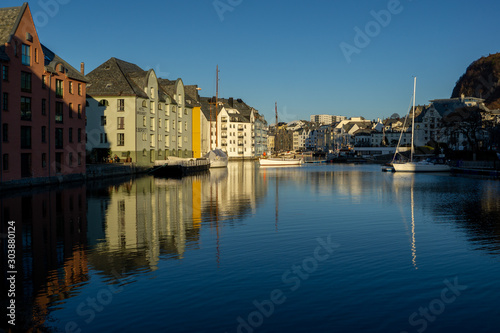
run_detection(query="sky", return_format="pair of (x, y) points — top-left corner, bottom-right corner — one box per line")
(5, 0), (500, 123)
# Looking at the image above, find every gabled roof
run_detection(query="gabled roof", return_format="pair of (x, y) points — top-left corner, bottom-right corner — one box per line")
(158, 78), (177, 101)
(42, 44), (87, 82)
(86, 57), (148, 98)
(0, 3), (26, 61)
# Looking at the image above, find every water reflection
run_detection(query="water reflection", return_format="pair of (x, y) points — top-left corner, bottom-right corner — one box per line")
(0, 186), (87, 330)
(1, 164), (500, 331)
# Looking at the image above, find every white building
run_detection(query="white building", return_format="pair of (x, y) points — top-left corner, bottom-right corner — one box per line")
(86, 58), (193, 165)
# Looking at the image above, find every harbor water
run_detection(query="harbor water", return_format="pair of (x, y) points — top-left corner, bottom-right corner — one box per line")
(1, 162), (500, 332)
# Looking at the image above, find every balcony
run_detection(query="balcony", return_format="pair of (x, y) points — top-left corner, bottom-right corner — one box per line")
(238, 125), (244, 131)
(238, 133), (244, 138)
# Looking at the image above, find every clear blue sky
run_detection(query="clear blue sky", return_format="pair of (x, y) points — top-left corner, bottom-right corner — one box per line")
(6, 0), (500, 123)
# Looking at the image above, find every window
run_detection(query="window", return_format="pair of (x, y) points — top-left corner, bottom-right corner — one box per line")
(2, 93), (7, 111)
(184, 121), (187, 131)
(78, 83), (82, 96)
(118, 99), (124, 111)
(101, 116), (106, 126)
(158, 118), (162, 128)
(158, 103), (162, 110)
(21, 97), (31, 120)
(69, 128), (73, 143)
(77, 128), (82, 143)
(69, 81), (73, 94)
(142, 100), (147, 108)
(2, 123), (7, 142)
(42, 153), (46, 168)
(55, 128), (63, 149)
(42, 75), (46, 88)
(41, 99), (46, 115)
(165, 135), (169, 147)
(21, 44), (30, 65)
(41, 126), (46, 143)
(143, 116), (146, 127)
(150, 134), (155, 147)
(78, 104), (82, 119)
(56, 79), (63, 98)
(2, 154), (8, 171)
(117, 117), (124, 130)
(150, 117), (155, 131)
(21, 126), (31, 149)
(69, 103), (73, 118)
(117, 133), (125, 146)
(78, 152), (82, 165)
(69, 152), (73, 166)
(55, 102), (63, 123)
(2, 66), (8, 81)
(100, 133), (103, 143)
(34, 47), (38, 63)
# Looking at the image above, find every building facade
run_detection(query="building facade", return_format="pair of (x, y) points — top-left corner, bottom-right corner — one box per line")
(0, 3), (87, 184)
(86, 58), (193, 166)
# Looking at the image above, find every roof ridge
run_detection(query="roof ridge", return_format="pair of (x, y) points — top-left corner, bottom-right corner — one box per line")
(113, 58), (146, 97)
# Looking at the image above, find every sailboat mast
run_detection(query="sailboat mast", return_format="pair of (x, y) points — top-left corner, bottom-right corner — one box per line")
(411, 77), (416, 162)
(216, 65), (219, 148)
(275, 102), (278, 156)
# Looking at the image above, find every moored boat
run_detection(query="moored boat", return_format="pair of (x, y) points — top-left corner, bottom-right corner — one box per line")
(391, 77), (450, 173)
(259, 158), (303, 166)
(204, 149), (228, 168)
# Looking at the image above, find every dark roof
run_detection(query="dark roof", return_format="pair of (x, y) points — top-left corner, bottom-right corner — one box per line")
(158, 78), (176, 101)
(0, 3), (26, 61)
(184, 85), (200, 107)
(86, 57), (148, 98)
(415, 100), (467, 122)
(41, 44), (87, 82)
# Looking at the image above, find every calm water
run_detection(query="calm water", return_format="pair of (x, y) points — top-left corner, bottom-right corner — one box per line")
(2, 162), (500, 332)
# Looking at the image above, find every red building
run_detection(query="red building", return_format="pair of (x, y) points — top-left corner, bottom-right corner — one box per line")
(0, 3), (87, 185)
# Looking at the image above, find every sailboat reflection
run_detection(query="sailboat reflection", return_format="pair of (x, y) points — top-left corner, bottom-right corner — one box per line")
(392, 173), (418, 270)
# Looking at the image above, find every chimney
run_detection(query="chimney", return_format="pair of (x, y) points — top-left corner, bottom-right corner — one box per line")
(229, 97), (234, 108)
(80, 62), (85, 75)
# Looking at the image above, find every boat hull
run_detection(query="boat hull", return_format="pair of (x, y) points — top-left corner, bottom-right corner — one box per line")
(393, 162), (451, 172)
(204, 149), (228, 168)
(259, 158), (303, 166)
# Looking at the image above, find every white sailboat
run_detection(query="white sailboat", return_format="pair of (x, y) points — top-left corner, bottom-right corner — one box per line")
(392, 77), (451, 173)
(259, 102), (303, 167)
(206, 65), (228, 168)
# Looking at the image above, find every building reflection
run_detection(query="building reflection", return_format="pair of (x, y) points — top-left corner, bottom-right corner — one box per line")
(87, 161), (268, 276)
(0, 186), (87, 331)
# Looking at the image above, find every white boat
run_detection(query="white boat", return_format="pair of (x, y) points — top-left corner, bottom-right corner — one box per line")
(259, 157), (303, 166)
(204, 149), (228, 168)
(392, 77), (450, 173)
(393, 160), (450, 172)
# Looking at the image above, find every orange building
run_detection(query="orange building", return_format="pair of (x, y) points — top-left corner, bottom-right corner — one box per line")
(0, 3), (87, 185)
